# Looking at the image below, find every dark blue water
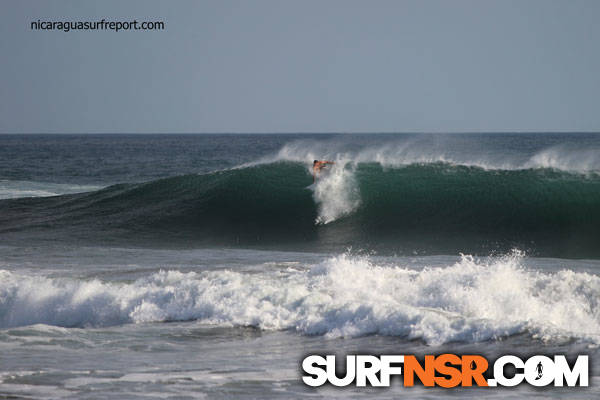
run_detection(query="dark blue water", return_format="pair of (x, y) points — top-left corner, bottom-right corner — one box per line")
(1, 133), (599, 257)
(0, 134), (300, 185)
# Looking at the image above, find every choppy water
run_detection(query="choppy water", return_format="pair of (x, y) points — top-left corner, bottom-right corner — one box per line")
(1, 133), (599, 398)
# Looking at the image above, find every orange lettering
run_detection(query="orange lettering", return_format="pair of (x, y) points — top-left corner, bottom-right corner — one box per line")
(403, 355), (435, 386)
(461, 355), (489, 386)
(434, 354), (462, 388)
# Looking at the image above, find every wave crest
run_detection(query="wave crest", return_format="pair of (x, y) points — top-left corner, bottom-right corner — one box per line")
(267, 137), (600, 173)
(1, 252), (599, 345)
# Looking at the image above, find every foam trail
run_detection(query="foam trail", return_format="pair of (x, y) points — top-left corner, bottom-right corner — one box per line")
(1, 252), (599, 345)
(311, 160), (360, 224)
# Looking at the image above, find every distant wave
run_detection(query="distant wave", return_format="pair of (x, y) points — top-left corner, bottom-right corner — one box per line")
(0, 180), (102, 200)
(1, 252), (598, 345)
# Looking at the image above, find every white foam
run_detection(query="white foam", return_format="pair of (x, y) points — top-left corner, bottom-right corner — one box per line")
(1, 252), (599, 345)
(0, 180), (102, 199)
(250, 149), (362, 224)
(311, 159), (360, 224)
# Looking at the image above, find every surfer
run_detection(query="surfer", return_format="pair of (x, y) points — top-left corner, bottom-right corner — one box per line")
(313, 160), (334, 182)
(535, 361), (543, 380)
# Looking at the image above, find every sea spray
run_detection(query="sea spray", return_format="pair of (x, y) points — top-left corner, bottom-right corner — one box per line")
(271, 137), (600, 173)
(311, 160), (361, 224)
(525, 146), (600, 174)
(1, 252), (599, 345)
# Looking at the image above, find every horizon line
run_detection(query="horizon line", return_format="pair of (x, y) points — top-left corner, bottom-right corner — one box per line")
(1, 131), (600, 135)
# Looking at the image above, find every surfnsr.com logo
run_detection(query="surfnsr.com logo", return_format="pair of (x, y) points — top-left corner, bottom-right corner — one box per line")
(302, 354), (588, 388)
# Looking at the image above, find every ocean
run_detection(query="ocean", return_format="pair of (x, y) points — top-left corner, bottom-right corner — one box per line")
(0, 133), (599, 399)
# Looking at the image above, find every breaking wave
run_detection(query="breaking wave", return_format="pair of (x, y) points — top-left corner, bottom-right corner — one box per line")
(1, 252), (598, 345)
(265, 136), (600, 173)
(1, 137), (599, 257)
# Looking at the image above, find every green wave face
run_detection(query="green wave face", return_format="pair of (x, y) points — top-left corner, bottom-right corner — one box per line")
(1, 161), (600, 258)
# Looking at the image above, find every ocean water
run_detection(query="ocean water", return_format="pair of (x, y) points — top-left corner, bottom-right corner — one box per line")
(0, 133), (599, 399)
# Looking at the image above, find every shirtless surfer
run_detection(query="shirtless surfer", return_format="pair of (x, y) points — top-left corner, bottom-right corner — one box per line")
(313, 160), (334, 182)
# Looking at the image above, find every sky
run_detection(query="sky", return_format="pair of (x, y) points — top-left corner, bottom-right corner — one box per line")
(1, 0), (599, 133)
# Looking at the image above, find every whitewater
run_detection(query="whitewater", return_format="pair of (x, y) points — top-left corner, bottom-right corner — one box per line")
(1, 251), (599, 345)
(1, 246), (599, 399)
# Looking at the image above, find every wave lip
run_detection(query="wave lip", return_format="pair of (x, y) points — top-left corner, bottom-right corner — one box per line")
(525, 146), (600, 174)
(1, 252), (598, 345)
(267, 138), (600, 173)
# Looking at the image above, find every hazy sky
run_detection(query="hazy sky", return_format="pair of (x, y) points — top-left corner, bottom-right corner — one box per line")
(1, 0), (599, 133)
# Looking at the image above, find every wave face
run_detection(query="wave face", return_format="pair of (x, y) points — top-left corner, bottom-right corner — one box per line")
(2, 155), (599, 257)
(1, 252), (598, 345)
